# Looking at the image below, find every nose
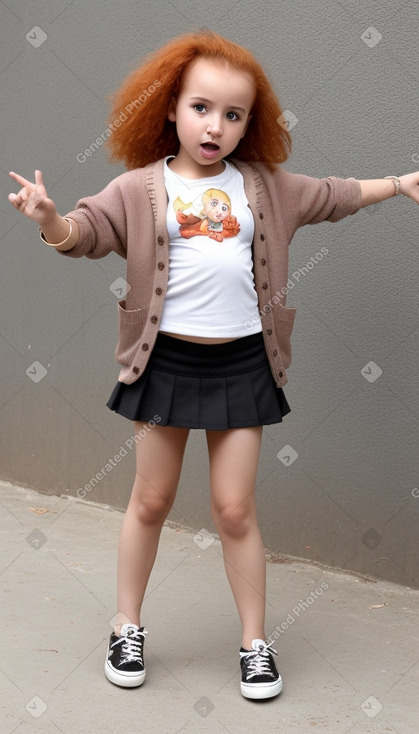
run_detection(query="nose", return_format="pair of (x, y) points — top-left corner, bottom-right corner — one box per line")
(206, 115), (223, 137)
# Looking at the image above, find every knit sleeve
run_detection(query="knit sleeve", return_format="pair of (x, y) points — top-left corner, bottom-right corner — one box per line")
(305, 176), (362, 225)
(56, 176), (128, 260)
(273, 169), (362, 228)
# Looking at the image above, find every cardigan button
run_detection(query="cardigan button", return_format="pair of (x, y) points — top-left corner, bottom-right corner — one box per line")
(155, 287), (162, 295)
(259, 212), (264, 219)
(262, 282), (268, 289)
(273, 349), (278, 357)
(267, 328), (273, 335)
(157, 236), (164, 245)
(142, 343), (149, 351)
(260, 234), (265, 241)
(261, 258), (266, 265)
(157, 262), (165, 270)
(278, 371), (283, 378)
(150, 315), (158, 324)
(133, 366), (140, 375)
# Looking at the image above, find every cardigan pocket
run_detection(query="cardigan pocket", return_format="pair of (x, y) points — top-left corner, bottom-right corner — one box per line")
(275, 303), (297, 369)
(114, 299), (149, 367)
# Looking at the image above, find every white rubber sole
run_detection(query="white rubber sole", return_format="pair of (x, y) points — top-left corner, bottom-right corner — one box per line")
(104, 659), (146, 688)
(241, 675), (283, 699)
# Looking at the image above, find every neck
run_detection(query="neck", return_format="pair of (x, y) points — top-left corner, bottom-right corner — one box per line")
(167, 155), (226, 179)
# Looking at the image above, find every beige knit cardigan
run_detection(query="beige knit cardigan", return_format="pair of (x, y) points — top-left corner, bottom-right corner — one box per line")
(59, 158), (362, 385)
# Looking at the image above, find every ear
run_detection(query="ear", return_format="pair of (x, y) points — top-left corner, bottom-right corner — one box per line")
(168, 97), (177, 122)
(240, 114), (252, 139)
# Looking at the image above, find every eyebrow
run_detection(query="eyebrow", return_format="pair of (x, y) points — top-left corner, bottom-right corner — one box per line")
(189, 97), (247, 113)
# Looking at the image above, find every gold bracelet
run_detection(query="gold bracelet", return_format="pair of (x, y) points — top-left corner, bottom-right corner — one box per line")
(384, 176), (401, 196)
(39, 217), (73, 246)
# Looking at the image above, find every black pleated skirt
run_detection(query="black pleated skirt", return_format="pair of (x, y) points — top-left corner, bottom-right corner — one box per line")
(106, 331), (290, 430)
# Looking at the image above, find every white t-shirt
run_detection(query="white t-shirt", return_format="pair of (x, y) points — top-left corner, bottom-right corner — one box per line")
(159, 157), (262, 337)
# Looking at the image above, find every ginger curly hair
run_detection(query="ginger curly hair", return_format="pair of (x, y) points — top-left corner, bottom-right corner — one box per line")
(105, 30), (291, 171)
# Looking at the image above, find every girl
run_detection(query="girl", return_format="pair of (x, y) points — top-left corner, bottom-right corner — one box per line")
(8, 30), (419, 701)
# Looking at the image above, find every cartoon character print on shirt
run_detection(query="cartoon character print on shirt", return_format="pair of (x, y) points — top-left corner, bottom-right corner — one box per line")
(173, 188), (240, 242)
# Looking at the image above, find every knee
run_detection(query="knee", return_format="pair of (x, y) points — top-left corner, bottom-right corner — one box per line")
(129, 487), (172, 526)
(211, 501), (253, 539)
(137, 497), (169, 525)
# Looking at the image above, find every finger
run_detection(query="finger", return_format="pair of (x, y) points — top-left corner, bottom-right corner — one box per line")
(35, 169), (44, 187)
(9, 191), (24, 207)
(8, 194), (25, 211)
(9, 171), (33, 188)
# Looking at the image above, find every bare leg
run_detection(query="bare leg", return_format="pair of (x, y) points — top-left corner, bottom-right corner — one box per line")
(115, 422), (189, 633)
(206, 426), (265, 649)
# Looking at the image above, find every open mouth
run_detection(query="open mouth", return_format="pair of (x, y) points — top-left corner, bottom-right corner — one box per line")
(201, 142), (220, 151)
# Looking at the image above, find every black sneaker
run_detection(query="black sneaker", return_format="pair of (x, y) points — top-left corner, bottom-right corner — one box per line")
(104, 623), (148, 687)
(240, 638), (282, 699)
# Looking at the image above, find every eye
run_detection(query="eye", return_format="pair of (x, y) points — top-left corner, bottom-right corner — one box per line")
(222, 204), (228, 212)
(210, 200), (218, 207)
(194, 103), (207, 113)
(226, 111), (239, 121)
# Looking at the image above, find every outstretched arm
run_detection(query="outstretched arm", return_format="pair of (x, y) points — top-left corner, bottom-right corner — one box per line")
(358, 171), (419, 208)
(9, 168), (128, 259)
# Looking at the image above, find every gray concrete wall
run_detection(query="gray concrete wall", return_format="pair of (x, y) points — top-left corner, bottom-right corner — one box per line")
(1, 1), (418, 587)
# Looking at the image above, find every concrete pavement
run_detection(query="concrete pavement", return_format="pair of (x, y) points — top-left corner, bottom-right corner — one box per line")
(1, 481), (419, 734)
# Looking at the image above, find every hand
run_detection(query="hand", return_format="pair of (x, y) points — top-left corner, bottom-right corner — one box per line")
(8, 170), (56, 225)
(399, 171), (419, 204)
(222, 214), (240, 236)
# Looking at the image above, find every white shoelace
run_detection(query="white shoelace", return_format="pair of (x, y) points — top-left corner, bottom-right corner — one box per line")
(241, 640), (278, 680)
(111, 624), (147, 665)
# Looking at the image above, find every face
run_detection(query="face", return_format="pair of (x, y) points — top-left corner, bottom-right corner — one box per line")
(168, 57), (255, 178)
(202, 196), (230, 222)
